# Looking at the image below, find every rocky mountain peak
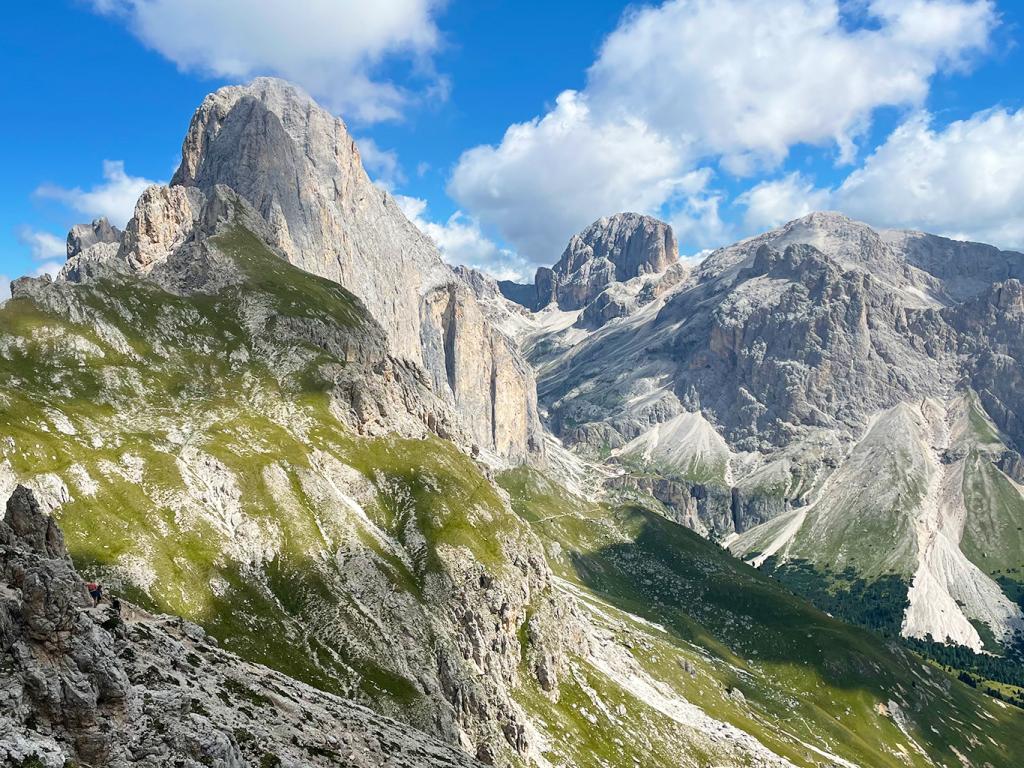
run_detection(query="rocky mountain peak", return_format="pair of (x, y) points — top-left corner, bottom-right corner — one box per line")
(38, 77), (544, 463)
(66, 217), (120, 260)
(168, 76), (451, 364)
(3, 484), (68, 560)
(699, 211), (1024, 308)
(556, 213), (677, 278)
(550, 212), (677, 310)
(498, 212), (679, 316)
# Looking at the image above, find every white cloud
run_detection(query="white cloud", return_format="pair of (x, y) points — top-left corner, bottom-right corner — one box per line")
(0, 275), (9, 303)
(668, 189), (733, 251)
(396, 195), (533, 281)
(587, 0), (995, 167)
(357, 137), (405, 190)
(738, 173), (833, 232)
(834, 108), (1024, 249)
(449, 0), (995, 263)
(16, 227), (66, 261)
(32, 262), (64, 280)
(35, 160), (158, 228)
(449, 91), (703, 263)
(731, 108), (1024, 250)
(91, 0), (444, 123)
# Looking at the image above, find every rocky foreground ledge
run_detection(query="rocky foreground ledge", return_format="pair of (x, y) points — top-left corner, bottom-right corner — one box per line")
(0, 485), (482, 768)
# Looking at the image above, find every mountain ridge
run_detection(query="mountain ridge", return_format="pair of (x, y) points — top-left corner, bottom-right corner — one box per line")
(4, 77), (1024, 766)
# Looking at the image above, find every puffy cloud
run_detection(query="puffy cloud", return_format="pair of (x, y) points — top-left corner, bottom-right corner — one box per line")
(91, 0), (444, 122)
(0, 275), (9, 303)
(396, 195), (533, 281)
(357, 137), (406, 190)
(449, 91), (703, 263)
(35, 160), (158, 228)
(587, 0), (995, 168)
(738, 173), (832, 232)
(450, 0), (995, 261)
(32, 262), (64, 280)
(835, 108), (1024, 248)
(16, 227), (66, 261)
(732, 108), (1024, 251)
(669, 190), (733, 253)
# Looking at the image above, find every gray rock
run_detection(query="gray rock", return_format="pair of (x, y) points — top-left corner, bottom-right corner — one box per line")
(165, 78), (542, 462)
(0, 487), (485, 768)
(534, 212), (1024, 536)
(66, 218), (121, 259)
(551, 212), (678, 311)
(499, 213), (677, 313)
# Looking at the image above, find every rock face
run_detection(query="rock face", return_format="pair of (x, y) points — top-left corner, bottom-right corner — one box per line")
(499, 213), (678, 313)
(0, 486), (484, 768)
(540, 211), (1024, 469)
(164, 78), (541, 462)
(550, 213), (678, 310)
(66, 218), (121, 259)
(524, 211), (1024, 650)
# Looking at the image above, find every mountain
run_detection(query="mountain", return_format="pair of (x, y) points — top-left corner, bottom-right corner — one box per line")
(3, 79), (1023, 767)
(0, 485), (482, 768)
(520, 210), (1024, 657)
(163, 78), (542, 463)
(499, 213), (682, 318)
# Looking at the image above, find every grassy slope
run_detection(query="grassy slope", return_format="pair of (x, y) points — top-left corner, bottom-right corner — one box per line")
(0, 235), (525, 725)
(4, 232), (1023, 765)
(499, 468), (1024, 768)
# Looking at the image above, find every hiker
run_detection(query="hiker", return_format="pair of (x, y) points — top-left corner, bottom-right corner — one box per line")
(112, 597), (122, 616)
(87, 582), (102, 606)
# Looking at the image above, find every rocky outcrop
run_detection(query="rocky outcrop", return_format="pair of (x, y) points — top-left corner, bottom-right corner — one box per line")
(0, 486), (484, 768)
(161, 78), (542, 462)
(66, 218), (121, 259)
(118, 185), (203, 271)
(551, 213), (678, 310)
(500, 213), (678, 314)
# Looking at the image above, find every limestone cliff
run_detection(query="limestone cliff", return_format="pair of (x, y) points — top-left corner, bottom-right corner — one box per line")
(499, 213), (678, 314)
(166, 78), (542, 462)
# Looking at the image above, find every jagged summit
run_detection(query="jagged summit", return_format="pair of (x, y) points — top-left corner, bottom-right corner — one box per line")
(700, 210), (1024, 306)
(550, 212), (678, 307)
(29, 76), (543, 463)
(499, 212), (682, 322)
(66, 217), (121, 260)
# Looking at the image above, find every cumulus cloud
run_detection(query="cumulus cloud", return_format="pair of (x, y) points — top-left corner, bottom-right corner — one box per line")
(587, 0), (995, 168)
(357, 137), (406, 190)
(738, 173), (833, 232)
(396, 195), (533, 281)
(835, 108), (1024, 249)
(449, 91), (703, 264)
(91, 0), (445, 122)
(31, 262), (65, 280)
(668, 190), (733, 253)
(35, 160), (158, 228)
(0, 275), (9, 303)
(16, 227), (66, 261)
(732, 108), (1024, 251)
(449, 0), (995, 260)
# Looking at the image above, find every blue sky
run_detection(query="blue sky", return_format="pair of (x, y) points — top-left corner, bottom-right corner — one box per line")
(2, 0), (1023, 295)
